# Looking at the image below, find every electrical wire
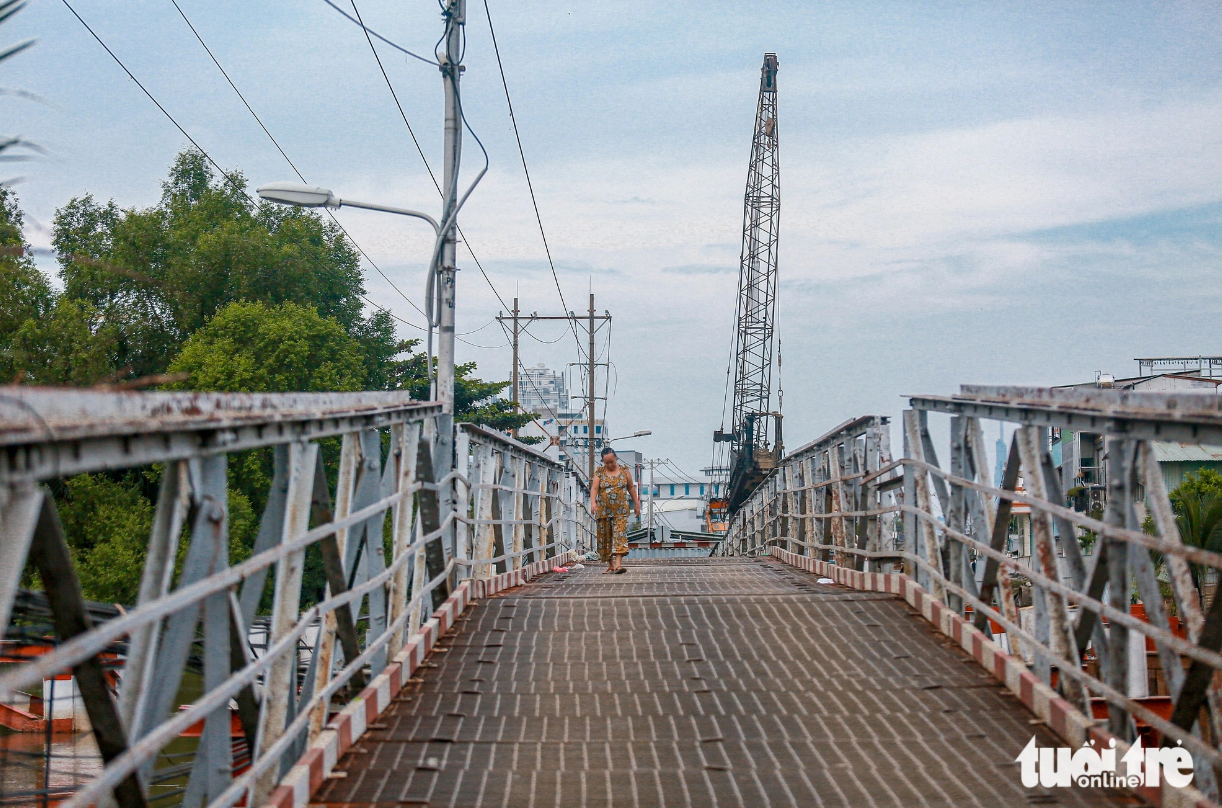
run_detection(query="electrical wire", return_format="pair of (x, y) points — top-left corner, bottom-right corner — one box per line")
(482, 0), (586, 360)
(519, 322), (568, 345)
(167, 0), (437, 335)
(663, 457), (704, 484)
(452, 334), (507, 350)
(458, 317), (498, 336)
(59, 0), (430, 336)
(496, 319), (572, 441)
(320, 0), (438, 66)
(344, 0), (510, 315)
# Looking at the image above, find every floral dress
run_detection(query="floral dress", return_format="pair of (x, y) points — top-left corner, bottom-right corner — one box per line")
(595, 466), (632, 562)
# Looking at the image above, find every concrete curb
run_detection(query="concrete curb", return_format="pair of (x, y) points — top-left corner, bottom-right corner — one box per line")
(767, 547), (1215, 808)
(264, 552), (575, 808)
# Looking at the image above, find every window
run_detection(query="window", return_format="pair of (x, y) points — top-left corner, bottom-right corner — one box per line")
(684, 484), (690, 496)
(583, 425), (588, 433)
(595, 425), (601, 434)
(652, 486), (658, 496)
(700, 484), (705, 496)
(669, 485), (675, 496)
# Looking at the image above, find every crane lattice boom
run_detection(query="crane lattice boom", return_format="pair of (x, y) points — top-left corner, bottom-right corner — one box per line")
(720, 53), (782, 512)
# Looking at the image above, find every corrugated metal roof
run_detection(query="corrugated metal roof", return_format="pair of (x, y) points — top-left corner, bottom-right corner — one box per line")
(1152, 442), (1222, 462)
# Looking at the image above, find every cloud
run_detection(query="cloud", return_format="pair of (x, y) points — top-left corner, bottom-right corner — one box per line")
(661, 263), (737, 275)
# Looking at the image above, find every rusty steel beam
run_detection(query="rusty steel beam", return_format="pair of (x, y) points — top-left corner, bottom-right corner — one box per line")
(27, 495), (147, 808)
(0, 388), (439, 482)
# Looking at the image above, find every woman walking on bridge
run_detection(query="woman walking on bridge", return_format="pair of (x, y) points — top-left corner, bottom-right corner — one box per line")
(591, 447), (640, 574)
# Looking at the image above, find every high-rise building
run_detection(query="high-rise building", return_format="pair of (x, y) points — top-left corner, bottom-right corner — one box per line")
(518, 363), (567, 417)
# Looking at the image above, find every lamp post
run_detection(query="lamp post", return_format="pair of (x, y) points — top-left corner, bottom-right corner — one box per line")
(256, 183), (440, 232)
(606, 430), (652, 443)
(255, 182), (444, 401)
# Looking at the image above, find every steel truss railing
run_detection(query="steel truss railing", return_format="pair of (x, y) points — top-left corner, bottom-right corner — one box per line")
(0, 388), (592, 808)
(724, 386), (1222, 798)
(719, 415), (899, 565)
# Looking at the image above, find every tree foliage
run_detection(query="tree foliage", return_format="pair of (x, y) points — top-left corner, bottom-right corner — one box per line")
(0, 186), (53, 381)
(168, 300), (365, 394)
(1167, 470), (1222, 601)
(0, 149), (532, 604)
(48, 151), (380, 382)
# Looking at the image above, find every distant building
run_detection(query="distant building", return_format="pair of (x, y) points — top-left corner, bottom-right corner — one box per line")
(518, 363), (567, 416)
(643, 470), (723, 533)
(517, 411), (608, 468)
(647, 474), (722, 500)
(994, 423), (1006, 489)
(556, 413), (607, 471)
(1051, 368), (1222, 509)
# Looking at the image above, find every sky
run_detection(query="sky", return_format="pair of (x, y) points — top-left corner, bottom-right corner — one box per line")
(5, 0), (1222, 477)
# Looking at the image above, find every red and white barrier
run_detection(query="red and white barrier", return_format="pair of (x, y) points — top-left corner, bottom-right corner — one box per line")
(264, 552), (576, 808)
(767, 547), (1215, 808)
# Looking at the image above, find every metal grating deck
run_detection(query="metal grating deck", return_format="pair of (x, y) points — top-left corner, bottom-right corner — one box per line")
(313, 559), (1136, 807)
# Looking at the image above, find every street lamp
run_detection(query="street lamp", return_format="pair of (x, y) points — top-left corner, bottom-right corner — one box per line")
(256, 182), (446, 400)
(607, 430), (652, 443)
(256, 182), (440, 233)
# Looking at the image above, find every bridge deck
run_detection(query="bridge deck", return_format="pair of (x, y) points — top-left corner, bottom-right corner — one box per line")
(315, 558), (1132, 808)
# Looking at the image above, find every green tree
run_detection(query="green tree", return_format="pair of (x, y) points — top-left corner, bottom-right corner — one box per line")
(167, 299), (370, 603)
(1170, 469), (1222, 514)
(1149, 470), (1222, 610)
(167, 298), (365, 517)
(394, 351), (535, 439)
(49, 149), (390, 383)
(0, 186), (54, 381)
(167, 300), (365, 394)
(53, 471), (257, 605)
(9, 298), (117, 386)
(54, 473), (153, 604)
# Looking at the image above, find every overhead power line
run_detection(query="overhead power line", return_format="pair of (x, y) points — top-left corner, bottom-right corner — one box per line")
(166, 0), (437, 336)
(61, 0), (510, 356)
(320, 0), (438, 66)
(520, 323), (568, 345)
(482, 0), (585, 359)
(346, 0), (511, 315)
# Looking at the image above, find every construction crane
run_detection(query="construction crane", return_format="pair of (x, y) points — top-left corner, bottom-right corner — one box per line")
(714, 53), (783, 514)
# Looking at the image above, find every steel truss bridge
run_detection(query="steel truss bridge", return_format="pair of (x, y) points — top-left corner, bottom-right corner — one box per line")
(2, 385), (1222, 807)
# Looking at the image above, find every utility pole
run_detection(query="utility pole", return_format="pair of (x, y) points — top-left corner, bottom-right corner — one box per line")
(435, 0), (464, 568)
(588, 293), (597, 486)
(509, 298), (520, 437)
(436, 0), (463, 423)
(497, 300), (543, 439)
(647, 458), (657, 542)
(504, 303), (611, 480)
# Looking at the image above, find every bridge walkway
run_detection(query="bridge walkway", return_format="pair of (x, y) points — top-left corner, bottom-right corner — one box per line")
(314, 558), (1131, 808)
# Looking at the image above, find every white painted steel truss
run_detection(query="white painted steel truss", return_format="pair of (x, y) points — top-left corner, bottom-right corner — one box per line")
(724, 386), (1222, 802)
(0, 389), (593, 808)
